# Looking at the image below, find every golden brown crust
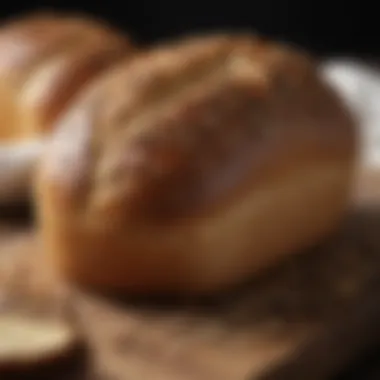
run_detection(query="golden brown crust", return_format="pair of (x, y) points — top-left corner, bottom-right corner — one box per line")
(36, 33), (357, 295)
(0, 12), (127, 78)
(0, 12), (133, 140)
(43, 34), (355, 222)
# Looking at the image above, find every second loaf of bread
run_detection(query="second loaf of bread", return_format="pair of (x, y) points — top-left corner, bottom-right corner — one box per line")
(0, 12), (134, 202)
(36, 34), (357, 295)
(0, 12), (133, 141)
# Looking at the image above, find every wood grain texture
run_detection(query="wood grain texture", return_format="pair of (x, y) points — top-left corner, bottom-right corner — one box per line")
(1, 201), (380, 379)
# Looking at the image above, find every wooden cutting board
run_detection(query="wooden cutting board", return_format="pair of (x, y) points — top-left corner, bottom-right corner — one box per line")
(2, 195), (380, 380)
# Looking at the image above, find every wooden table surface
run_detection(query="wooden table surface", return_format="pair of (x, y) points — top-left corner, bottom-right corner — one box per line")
(1, 181), (380, 380)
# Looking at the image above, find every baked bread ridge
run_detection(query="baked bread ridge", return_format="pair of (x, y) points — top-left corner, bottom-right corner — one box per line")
(36, 33), (357, 295)
(0, 11), (132, 141)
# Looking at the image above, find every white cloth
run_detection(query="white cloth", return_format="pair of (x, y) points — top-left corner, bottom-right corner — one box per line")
(322, 59), (380, 169)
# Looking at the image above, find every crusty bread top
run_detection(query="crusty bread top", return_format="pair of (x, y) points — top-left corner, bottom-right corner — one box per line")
(0, 12), (132, 135)
(0, 12), (129, 78)
(41, 34), (357, 223)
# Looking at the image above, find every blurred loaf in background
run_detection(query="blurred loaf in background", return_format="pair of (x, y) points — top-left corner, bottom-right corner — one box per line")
(0, 12), (134, 202)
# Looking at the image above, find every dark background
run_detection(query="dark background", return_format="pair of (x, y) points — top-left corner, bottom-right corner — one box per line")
(0, 1), (379, 57)
(1, 1), (380, 379)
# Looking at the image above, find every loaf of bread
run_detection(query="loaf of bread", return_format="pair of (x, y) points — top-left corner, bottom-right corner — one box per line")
(36, 34), (358, 295)
(0, 12), (132, 140)
(0, 12), (133, 202)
